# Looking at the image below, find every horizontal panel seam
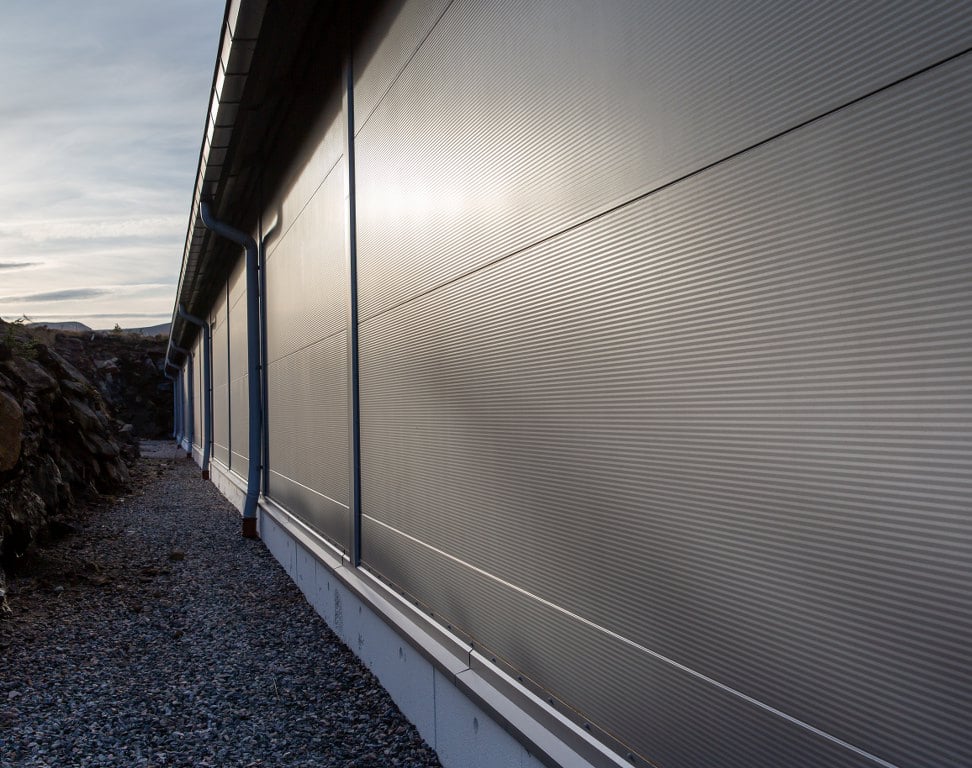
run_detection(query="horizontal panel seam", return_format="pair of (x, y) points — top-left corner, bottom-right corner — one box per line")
(269, 469), (349, 510)
(363, 513), (902, 768)
(265, 152), (345, 263)
(358, 45), (972, 328)
(354, 0), (457, 138)
(265, 325), (347, 366)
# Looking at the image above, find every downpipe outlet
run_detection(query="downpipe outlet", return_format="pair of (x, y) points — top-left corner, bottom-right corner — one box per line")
(199, 200), (262, 539)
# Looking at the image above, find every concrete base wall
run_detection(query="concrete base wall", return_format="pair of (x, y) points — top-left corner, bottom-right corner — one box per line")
(208, 459), (246, 515)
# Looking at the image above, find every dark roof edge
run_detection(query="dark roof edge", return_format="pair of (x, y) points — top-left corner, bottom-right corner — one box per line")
(167, 0), (268, 356)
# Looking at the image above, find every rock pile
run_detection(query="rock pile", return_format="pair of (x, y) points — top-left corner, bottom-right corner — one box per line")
(0, 320), (153, 602)
(52, 331), (170, 438)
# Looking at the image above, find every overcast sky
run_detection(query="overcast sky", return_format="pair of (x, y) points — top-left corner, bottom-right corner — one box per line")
(0, 0), (225, 330)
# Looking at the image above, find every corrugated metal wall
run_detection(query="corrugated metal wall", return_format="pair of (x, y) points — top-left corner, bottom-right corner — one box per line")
(180, 364), (192, 444)
(192, 335), (203, 450)
(228, 257), (249, 478)
(350, 2), (972, 767)
(211, 286), (230, 467)
(262, 82), (352, 550)
(185, 364), (193, 444)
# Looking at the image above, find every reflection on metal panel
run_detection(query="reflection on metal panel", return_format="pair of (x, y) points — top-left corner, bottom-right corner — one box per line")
(263, 150), (351, 549)
(192, 337), (202, 449)
(229, 278), (248, 381)
(211, 288), (229, 466)
(181, 366), (191, 440)
(228, 259), (248, 475)
(354, 0), (972, 320)
(363, 519), (870, 768)
(359, 53), (972, 768)
(265, 168), (348, 364)
(266, 333), (350, 548)
(229, 375), (249, 478)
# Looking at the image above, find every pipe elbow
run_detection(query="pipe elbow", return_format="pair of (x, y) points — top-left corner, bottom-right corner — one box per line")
(178, 304), (206, 327)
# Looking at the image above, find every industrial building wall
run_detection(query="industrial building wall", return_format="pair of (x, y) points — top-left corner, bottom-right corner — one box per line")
(348, 2), (972, 768)
(180, 2), (972, 766)
(180, 364), (191, 447)
(228, 257), (249, 479)
(262, 82), (352, 551)
(210, 286), (230, 468)
(192, 335), (203, 450)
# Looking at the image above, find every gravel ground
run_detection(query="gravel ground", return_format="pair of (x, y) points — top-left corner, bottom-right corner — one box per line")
(0, 442), (442, 768)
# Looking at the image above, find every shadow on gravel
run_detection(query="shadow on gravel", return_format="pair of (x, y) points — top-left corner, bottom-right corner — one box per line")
(0, 444), (442, 768)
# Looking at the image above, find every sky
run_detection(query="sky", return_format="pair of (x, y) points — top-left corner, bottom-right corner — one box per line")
(0, 0), (225, 330)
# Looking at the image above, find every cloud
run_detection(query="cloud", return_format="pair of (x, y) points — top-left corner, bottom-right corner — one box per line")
(2, 312), (170, 320)
(0, 0), (225, 330)
(0, 215), (184, 244)
(0, 288), (110, 303)
(0, 262), (40, 270)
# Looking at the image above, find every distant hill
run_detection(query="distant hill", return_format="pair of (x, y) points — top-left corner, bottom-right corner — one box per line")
(124, 323), (170, 337)
(24, 320), (171, 337)
(26, 321), (92, 333)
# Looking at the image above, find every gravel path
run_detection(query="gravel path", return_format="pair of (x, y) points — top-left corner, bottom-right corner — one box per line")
(0, 442), (442, 768)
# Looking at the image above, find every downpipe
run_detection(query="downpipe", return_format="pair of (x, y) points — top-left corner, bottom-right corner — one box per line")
(169, 342), (193, 453)
(199, 200), (262, 539)
(178, 305), (212, 478)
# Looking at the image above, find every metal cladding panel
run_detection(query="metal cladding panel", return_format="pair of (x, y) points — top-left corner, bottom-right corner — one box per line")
(265, 167), (348, 365)
(181, 366), (191, 439)
(272, 86), (344, 237)
(228, 248), (247, 306)
(359, 55), (972, 768)
(363, 521), (870, 768)
(229, 267), (249, 382)
(228, 273), (249, 476)
(210, 290), (230, 467)
(354, 0), (972, 320)
(262, 135), (350, 549)
(266, 333), (350, 549)
(229, 376), (249, 478)
(192, 338), (202, 449)
(352, 0), (452, 135)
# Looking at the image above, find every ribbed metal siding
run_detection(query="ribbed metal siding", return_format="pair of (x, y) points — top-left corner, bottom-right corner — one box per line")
(358, 39), (972, 768)
(210, 288), (229, 467)
(265, 170), (348, 361)
(354, 0), (972, 321)
(264, 152), (350, 549)
(267, 335), (350, 541)
(352, 0), (451, 135)
(228, 257), (249, 478)
(181, 365), (191, 442)
(192, 336), (202, 449)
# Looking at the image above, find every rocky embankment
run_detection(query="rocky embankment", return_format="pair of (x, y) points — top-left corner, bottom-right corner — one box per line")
(0, 320), (170, 605)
